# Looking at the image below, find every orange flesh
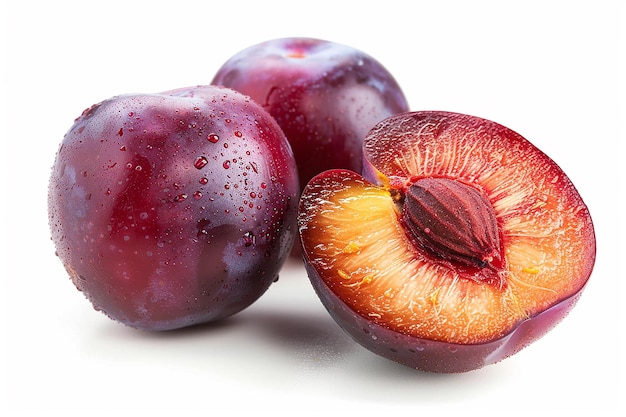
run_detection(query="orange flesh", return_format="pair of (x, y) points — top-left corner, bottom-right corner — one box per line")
(300, 113), (595, 345)
(286, 51), (307, 59)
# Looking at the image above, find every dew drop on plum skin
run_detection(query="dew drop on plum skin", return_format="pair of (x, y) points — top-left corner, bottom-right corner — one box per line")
(194, 156), (208, 170)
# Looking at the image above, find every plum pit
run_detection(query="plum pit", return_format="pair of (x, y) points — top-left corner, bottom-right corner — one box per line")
(401, 177), (505, 285)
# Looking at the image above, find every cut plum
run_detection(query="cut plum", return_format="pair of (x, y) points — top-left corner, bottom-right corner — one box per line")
(298, 111), (596, 372)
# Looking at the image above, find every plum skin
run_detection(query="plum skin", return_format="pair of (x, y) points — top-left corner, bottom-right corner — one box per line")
(211, 37), (409, 192)
(48, 85), (299, 331)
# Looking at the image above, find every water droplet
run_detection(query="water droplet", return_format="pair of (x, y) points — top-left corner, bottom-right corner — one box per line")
(199, 177), (208, 185)
(249, 192), (256, 199)
(234, 131), (242, 137)
(207, 133), (219, 143)
(260, 182), (267, 189)
(243, 231), (255, 247)
(128, 112), (134, 117)
(120, 145), (126, 151)
(117, 127), (123, 136)
(174, 193), (188, 202)
(193, 191), (202, 200)
(194, 156), (208, 169)
(223, 160), (231, 169)
(196, 218), (211, 237)
(105, 188), (111, 196)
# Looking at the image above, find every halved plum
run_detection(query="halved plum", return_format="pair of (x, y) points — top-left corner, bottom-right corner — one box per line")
(298, 111), (596, 372)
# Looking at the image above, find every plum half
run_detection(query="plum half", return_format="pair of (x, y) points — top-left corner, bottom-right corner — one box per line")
(298, 111), (596, 372)
(211, 37), (409, 192)
(48, 85), (299, 331)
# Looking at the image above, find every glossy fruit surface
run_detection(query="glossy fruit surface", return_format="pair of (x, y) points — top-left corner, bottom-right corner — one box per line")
(298, 111), (596, 372)
(48, 85), (299, 330)
(211, 37), (409, 191)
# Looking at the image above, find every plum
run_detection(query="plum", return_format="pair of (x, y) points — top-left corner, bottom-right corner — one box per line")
(48, 85), (299, 331)
(298, 111), (596, 372)
(211, 37), (409, 192)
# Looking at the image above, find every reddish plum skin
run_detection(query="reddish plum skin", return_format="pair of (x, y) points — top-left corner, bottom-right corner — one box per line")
(48, 85), (299, 331)
(211, 37), (409, 191)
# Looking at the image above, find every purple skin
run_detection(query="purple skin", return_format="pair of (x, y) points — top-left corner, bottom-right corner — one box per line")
(48, 85), (299, 331)
(211, 37), (409, 192)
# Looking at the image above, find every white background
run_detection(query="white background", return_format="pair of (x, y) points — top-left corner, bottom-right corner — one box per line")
(1, 0), (624, 415)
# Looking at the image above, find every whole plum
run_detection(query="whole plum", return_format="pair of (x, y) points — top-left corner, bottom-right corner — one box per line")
(48, 85), (299, 331)
(211, 37), (409, 192)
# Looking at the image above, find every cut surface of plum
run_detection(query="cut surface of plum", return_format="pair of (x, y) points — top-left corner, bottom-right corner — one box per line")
(298, 111), (596, 372)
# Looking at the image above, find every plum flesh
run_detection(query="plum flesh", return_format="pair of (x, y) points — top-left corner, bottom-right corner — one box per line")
(298, 111), (596, 372)
(48, 85), (299, 330)
(211, 37), (409, 192)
